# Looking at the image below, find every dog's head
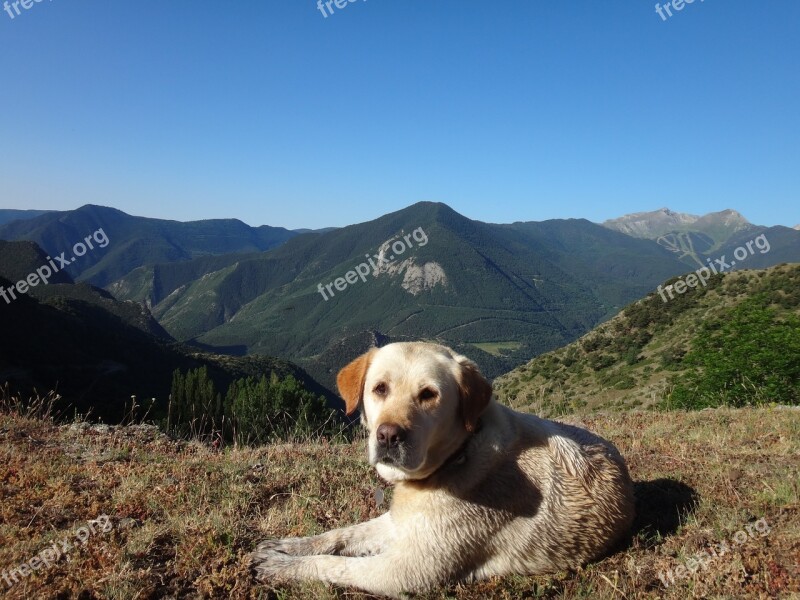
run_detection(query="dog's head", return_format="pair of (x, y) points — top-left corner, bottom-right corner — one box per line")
(337, 342), (493, 482)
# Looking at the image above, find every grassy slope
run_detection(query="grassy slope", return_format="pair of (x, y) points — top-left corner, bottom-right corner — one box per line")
(495, 263), (800, 417)
(0, 405), (797, 599)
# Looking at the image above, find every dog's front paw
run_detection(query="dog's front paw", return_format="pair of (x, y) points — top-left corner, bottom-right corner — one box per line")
(251, 549), (301, 582)
(254, 537), (309, 557)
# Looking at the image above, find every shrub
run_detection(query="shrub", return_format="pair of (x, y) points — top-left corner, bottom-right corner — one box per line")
(167, 366), (223, 439)
(166, 368), (334, 445)
(666, 295), (800, 409)
(588, 353), (616, 372)
(224, 373), (333, 445)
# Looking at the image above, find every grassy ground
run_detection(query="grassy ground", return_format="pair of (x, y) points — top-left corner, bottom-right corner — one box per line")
(470, 342), (523, 357)
(0, 403), (798, 599)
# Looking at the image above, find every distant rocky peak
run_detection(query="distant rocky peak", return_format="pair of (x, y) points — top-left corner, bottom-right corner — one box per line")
(603, 207), (752, 241)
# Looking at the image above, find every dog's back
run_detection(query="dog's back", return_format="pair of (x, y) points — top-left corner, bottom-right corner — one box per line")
(409, 400), (635, 579)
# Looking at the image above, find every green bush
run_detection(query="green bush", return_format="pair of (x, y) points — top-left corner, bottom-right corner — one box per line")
(623, 347), (641, 365)
(660, 346), (686, 370)
(167, 366), (223, 439)
(665, 295), (800, 409)
(224, 373), (332, 445)
(588, 353), (616, 372)
(166, 367), (334, 445)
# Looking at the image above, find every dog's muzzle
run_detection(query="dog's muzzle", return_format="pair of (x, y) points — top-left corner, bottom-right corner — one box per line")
(374, 423), (409, 465)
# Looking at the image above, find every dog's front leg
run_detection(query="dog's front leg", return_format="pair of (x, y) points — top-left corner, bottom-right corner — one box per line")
(253, 550), (440, 598)
(254, 512), (394, 558)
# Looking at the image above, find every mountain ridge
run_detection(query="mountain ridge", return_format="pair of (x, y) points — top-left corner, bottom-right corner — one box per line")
(601, 207), (799, 268)
(0, 209), (54, 226)
(125, 201), (696, 388)
(0, 204), (305, 287)
(602, 207), (753, 240)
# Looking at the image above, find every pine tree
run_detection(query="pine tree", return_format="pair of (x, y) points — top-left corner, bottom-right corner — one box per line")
(168, 366), (223, 438)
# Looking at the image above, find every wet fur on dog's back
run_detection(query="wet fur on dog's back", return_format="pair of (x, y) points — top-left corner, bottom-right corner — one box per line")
(252, 342), (635, 597)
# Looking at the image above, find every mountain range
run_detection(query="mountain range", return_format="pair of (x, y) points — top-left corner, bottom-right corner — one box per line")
(1, 202), (799, 398)
(100, 202), (698, 385)
(602, 207), (751, 240)
(0, 205), (305, 288)
(601, 207), (799, 268)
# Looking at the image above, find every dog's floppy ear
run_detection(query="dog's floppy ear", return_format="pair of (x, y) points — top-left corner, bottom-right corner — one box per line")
(456, 356), (493, 432)
(337, 349), (377, 416)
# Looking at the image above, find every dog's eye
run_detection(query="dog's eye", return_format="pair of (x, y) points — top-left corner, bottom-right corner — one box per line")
(419, 387), (438, 402)
(373, 383), (388, 396)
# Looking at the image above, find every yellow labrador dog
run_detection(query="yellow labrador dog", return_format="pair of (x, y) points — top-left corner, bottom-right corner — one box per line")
(252, 342), (634, 597)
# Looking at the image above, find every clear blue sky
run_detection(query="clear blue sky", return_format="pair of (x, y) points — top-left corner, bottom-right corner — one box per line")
(1, 1), (798, 229)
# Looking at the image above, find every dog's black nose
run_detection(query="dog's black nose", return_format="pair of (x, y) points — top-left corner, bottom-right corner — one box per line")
(377, 423), (407, 448)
